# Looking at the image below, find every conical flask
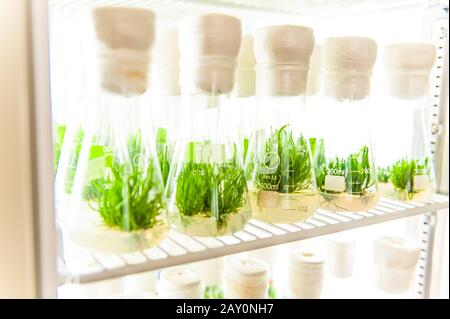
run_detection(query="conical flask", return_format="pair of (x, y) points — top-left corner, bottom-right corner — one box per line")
(313, 37), (379, 212)
(166, 13), (251, 237)
(375, 43), (436, 201)
(245, 25), (319, 223)
(61, 7), (168, 253)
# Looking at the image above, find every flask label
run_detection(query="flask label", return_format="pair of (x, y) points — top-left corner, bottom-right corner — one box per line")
(325, 175), (346, 192)
(413, 175), (429, 191)
(257, 190), (278, 208)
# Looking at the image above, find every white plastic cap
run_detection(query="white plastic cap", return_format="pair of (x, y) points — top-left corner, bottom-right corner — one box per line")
(179, 13), (242, 94)
(329, 236), (356, 278)
(290, 249), (324, 269)
(254, 25), (315, 95)
(287, 248), (324, 299)
(373, 236), (420, 294)
(226, 256), (269, 280)
(224, 256), (269, 299)
(323, 36), (377, 101)
(384, 43), (436, 99)
(236, 35), (256, 97)
(194, 257), (224, 286)
(307, 45), (322, 96)
(152, 27), (180, 96)
(93, 7), (155, 96)
(156, 266), (203, 299)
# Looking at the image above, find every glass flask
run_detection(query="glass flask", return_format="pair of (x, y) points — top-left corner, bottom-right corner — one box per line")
(313, 37), (379, 212)
(150, 27), (181, 186)
(166, 13), (251, 237)
(233, 35), (257, 163)
(61, 7), (168, 253)
(375, 43), (436, 201)
(246, 25), (319, 223)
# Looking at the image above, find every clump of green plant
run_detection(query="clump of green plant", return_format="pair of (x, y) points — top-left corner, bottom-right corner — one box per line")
(156, 127), (170, 186)
(314, 140), (375, 195)
(377, 166), (391, 183)
(390, 157), (430, 200)
(54, 124), (66, 169)
(64, 128), (85, 194)
(203, 285), (224, 299)
(268, 283), (277, 299)
(175, 158), (247, 230)
(255, 125), (313, 194)
(83, 132), (164, 231)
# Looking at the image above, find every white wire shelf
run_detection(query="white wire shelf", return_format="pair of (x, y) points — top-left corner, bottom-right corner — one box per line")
(60, 194), (449, 284)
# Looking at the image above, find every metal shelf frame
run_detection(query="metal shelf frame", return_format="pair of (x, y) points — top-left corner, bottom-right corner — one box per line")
(60, 194), (449, 284)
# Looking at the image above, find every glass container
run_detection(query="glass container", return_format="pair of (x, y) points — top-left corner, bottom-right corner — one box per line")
(166, 13), (251, 237)
(60, 7), (168, 253)
(246, 25), (319, 223)
(313, 37), (379, 212)
(375, 43), (436, 201)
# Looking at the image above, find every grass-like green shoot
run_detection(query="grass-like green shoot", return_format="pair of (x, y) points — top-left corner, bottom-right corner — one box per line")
(203, 285), (224, 299)
(54, 124), (66, 169)
(175, 158), (247, 230)
(156, 127), (170, 186)
(255, 125), (313, 193)
(83, 132), (164, 231)
(390, 157), (430, 199)
(314, 139), (376, 195)
(64, 127), (85, 194)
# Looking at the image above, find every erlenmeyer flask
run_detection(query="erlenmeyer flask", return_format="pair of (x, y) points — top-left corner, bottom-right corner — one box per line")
(313, 37), (379, 212)
(61, 7), (168, 253)
(150, 27), (180, 186)
(166, 13), (251, 237)
(246, 25), (319, 223)
(375, 43), (436, 201)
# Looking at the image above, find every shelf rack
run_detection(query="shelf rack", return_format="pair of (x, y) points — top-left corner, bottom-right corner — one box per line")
(60, 194), (449, 284)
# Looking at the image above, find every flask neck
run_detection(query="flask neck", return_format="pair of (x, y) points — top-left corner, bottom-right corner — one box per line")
(323, 70), (372, 102)
(98, 48), (151, 96)
(386, 71), (430, 100)
(256, 64), (309, 96)
(180, 56), (237, 95)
